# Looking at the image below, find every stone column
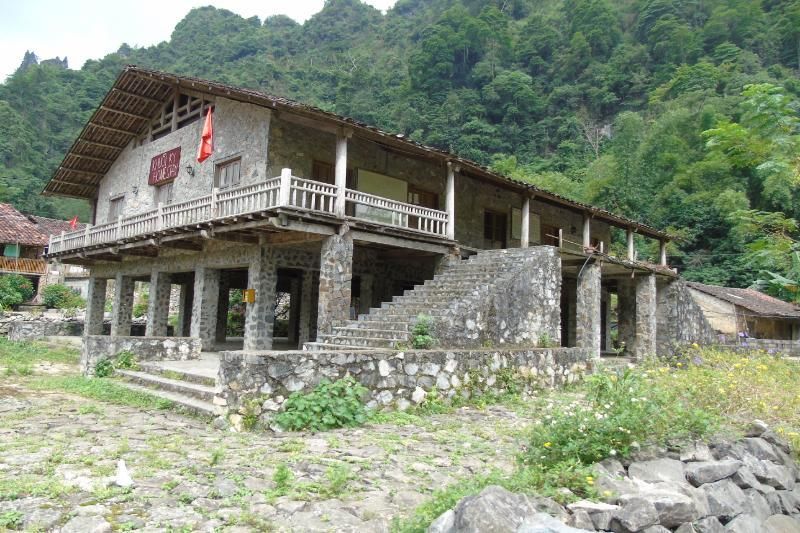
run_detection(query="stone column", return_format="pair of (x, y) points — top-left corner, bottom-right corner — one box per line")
(215, 275), (230, 343)
(176, 282), (194, 337)
(616, 278), (636, 354)
(145, 270), (172, 337)
(298, 270), (314, 346)
(110, 273), (134, 337)
(191, 267), (220, 350)
(243, 245), (278, 351)
(85, 276), (108, 336)
(445, 162), (456, 240)
(316, 231), (353, 339)
(521, 196), (530, 248)
(632, 273), (657, 359)
(287, 277), (301, 345)
(358, 274), (374, 315)
(575, 261), (601, 358)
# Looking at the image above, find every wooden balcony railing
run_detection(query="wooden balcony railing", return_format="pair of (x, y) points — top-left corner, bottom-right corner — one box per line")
(0, 257), (47, 275)
(48, 169), (450, 254)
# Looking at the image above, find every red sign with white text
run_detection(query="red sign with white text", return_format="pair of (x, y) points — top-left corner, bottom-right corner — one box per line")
(148, 147), (181, 186)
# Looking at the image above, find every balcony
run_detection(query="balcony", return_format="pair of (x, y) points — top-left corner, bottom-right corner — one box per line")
(48, 170), (451, 256)
(0, 257), (47, 275)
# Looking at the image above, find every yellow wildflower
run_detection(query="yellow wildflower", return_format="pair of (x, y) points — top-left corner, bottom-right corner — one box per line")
(543, 442), (552, 448)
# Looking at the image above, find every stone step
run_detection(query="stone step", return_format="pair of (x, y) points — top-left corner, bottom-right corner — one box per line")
(341, 319), (410, 331)
(318, 334), (400, 348)
(137, 363), (216, 387)
(112, 380), (216, 417)
(331, 327), (409, 340)
(116, 369), (216, 402)
(303, 342), (379, 352)
(387, 296), (453, 306)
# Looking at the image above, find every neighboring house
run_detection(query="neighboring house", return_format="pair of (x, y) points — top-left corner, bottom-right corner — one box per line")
(0, 203), (88, 302)
(687, 282), (800, 342)
(43, 66), (709, 361)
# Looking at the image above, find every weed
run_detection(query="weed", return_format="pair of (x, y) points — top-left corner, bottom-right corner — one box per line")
(537, 332), (557, 348)
(27, 375), (173, 410)
(322, 464), (352, 498)
(0, 510), (23, 529)
(94, 358), (114, 378)
(114, 351), (137, 370)
(209, 447), (225, 466)
(77, 404), (104, 416)
(0, 338), (79, 376)
(275, 377), (368, 431)
(411, 314), (436, 349)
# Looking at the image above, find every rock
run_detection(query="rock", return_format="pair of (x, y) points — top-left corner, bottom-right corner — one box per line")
(611, 496), (659, 532)
(740, 438), (781, 463)
(694, 516), (726, 533)
(766, 492), (785, 515)
(685, 460), (742, 486)
(764, 514), (800, 533)
(451, 486), (568, 533)
(567, 501), (618, 531)
(732, 465), (775, 493)
(599, 459), (626, 477)
(628, 459), (686, 485)
(701, 478), (748, 521)
(724, 513), (762, 533)
(213, 477), (238, 498)
(428, 509), (455, 533)
(567, 509), (595, 530)
(744, 487), (773, 521)
(60, 515), (112, 533)
(621, 487), (699, 528)
(761, 431), (792, 455)
(681, 442), (715, 463)
(745, 420), (769, 438)
(516, 513), (590, 533)
(641, 526), (671, 533)
(412, 387), (427, 404)
(531, 496), (570, 522)
(114, 459), (134, 488)
(775, 490), (800, 514)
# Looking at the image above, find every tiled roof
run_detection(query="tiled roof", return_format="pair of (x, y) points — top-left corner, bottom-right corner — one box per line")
(0, 203), (48, 246)
(28, 215), (85, 238)
(687, 281), (800, 319)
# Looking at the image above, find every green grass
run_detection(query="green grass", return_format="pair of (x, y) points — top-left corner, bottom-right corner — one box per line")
(26, 375), (174, 410)
(0, 337), (79, 376)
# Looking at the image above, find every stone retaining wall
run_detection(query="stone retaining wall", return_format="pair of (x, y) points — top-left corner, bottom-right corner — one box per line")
(81, 335), (201, 375)
(7, 319), (83, 341)
(216, 347), (592, 427)
(721, 339), (800, 356)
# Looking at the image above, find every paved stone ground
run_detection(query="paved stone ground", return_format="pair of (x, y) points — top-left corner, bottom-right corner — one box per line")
(0, 371), (536, 532)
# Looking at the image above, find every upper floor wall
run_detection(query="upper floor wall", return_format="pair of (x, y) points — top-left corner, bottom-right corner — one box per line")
(95, 96), (271, 223)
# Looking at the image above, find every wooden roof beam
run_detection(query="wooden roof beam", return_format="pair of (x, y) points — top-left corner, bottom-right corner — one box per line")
(99, 105), (154, 121)
(77, 139), (126, 151)
(111, 87), (166, 104)
(68, 153), (115, 164)
(89, 123), (139, 136)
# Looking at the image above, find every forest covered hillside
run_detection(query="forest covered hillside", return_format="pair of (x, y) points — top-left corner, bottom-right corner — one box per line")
(1, 0), (799, 295)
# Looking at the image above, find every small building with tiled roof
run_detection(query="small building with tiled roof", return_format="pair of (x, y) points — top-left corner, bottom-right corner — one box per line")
(687, 281), (800, 341)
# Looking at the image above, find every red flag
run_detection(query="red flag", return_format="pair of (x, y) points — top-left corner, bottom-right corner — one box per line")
(69, 216), (78, 229)
(196, 107), (213, 163)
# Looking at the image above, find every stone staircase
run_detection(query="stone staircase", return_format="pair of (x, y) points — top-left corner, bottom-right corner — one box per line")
(304, 247), (542, 351)
(114, 360), (217, 417)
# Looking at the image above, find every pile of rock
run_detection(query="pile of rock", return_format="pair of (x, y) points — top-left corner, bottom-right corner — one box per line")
(429, 422), (800, 532)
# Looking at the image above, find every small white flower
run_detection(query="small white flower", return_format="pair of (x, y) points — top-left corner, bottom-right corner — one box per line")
(609, 449), (617, 456)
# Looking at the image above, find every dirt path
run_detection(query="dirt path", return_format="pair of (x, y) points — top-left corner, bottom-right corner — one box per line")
(0, 376), (536, 532)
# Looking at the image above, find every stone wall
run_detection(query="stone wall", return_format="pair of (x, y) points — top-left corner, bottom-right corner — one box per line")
(433, 246), (562, 348)
(215, 346), (591, 426)
(81, 335), (201, 375)
(721, 339), (800, 356)
(656, 279), (716, 356)
(8, 319), (83, 341)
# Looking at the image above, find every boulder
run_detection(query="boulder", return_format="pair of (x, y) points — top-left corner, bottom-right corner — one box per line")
(428, 509), (455, 533)
(732, 465), (775, 494)
(628, 459), (686, 485)
(744, 420), (769, 438)
(516, 513), (591, 532)
(60, 516), (112, 533)
(701, 478), (748, 521)
(674, 516), (726, 533)
(566, 510), (594, 530)
(740, 438), (781, 463)
(724, 513), (763, 533)
(775, 490), (800, 514)
(620, 487), (699, 528)
(764, 514), (800, 533)
(681, 442), (715, 463)
(610, 496), (659, 532)
(450, 485), (567, 533)
(685, 460), (742, 486)
(744, 487), (774, 521)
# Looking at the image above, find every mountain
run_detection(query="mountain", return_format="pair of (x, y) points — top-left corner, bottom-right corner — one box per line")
(1, 0), (799, 288)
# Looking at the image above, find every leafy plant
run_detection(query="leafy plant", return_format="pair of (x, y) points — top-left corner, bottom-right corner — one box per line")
(114, 351), (137, 370)
(94, 358), (115, 378)
(0, 274), (34, 309)
(42, 283), (85, 309)
(272, 462), (293, 495)
(411, 314), (436, 349)
(274, 377), (369, 431)
(0, 510), (23, 529)
(537, 332), (557, 348)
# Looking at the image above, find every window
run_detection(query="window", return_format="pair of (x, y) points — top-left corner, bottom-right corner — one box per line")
(484, 210), (507, 249)
(541, 224), (561, 247)
(141, 92), (214, 144)
(215, 158), (241, 189)
(312, 160), (334, 184)
(155, 181), (174, 205)
(108, 196), (125, 222)
(2, 243), (20, 258)
(407, 187), (438, 209)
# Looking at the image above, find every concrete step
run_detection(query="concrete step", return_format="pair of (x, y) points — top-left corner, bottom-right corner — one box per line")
(137, 363), (216, 387)
(331, 327), (409, 340)
(116, 369), (216, 402)
(341, 319), (410, 331)
(318, 334), (400, 348)
(303, 342), (379, 352)
(112, 380), (215, 417)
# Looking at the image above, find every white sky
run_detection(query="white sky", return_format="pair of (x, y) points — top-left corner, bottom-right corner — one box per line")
(0, 0), (398, 82)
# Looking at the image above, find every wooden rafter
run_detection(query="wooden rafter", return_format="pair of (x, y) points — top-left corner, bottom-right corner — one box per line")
(111, 87), (166, 104)
(99, 105), (153, 121)
(89, 123), (139, 136)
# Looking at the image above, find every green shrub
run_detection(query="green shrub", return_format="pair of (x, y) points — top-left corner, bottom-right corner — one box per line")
(0, 274), (34, 309)
(94, 358), (115, 378)
(114, 351), (137, 370)
(411, 314), (436, 349)
(132, 292), (148, 318)
(275, 377), (369, 431)
(42, 283), (85, 309)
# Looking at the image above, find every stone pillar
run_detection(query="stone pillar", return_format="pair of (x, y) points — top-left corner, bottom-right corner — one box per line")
(110, 273), (134, 337)
(358, 274), (374, 315)
(627, 229), (635, 261)
(446, 162), (456, 240)
(191, 267), (220, 350)
(575, 261), (601, 358)
(617, 278), (636, 354)
(85, 276), (108, 336)
(582, 213), (591, 249)
(659, 240), (668, 266)
(520, 196), (530, 248)
(145, 270), (171, 337)
(298, 270), (314, 346)
(316, 231), (353, 339)
(243, 245), (278, 351)
(334, 129), (350, 218)
(215, 275), (230, 343)
(632, 273), (657, 359)
(287, 277), (301, 345)
(176, 282), (194, 337)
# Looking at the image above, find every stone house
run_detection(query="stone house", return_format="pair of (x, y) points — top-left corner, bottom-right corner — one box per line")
(41, 67), (717, 414)
(0, 203), (87, 302)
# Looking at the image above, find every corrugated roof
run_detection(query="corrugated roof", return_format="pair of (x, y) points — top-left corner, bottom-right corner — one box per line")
(687, 281), (800, 319)
(0, 203), (48, 246)
(43, 65), (672, 240)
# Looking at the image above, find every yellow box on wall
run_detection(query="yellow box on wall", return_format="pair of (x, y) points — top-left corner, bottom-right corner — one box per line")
(243, 289), (256, 303)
